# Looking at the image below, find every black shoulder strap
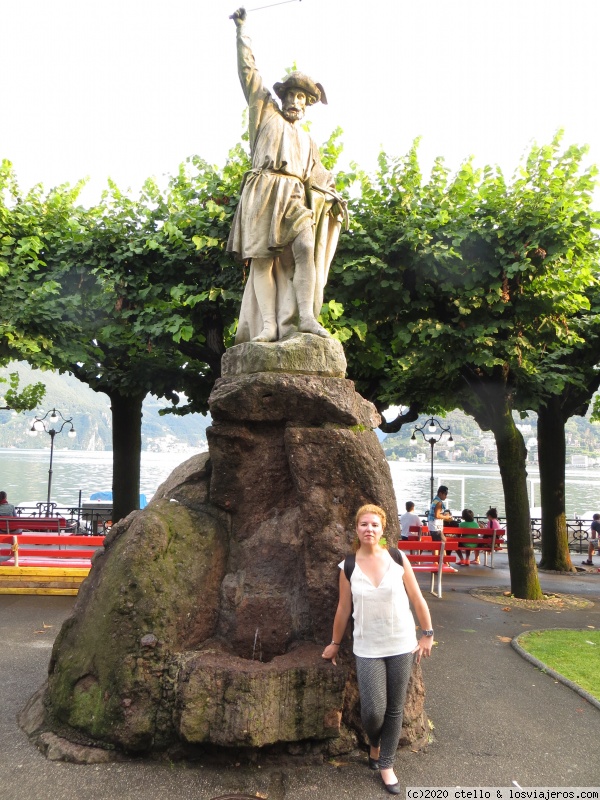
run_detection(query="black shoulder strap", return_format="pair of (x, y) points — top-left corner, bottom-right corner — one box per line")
(343, 554), (355, 581)
(344, 549), (403, 581)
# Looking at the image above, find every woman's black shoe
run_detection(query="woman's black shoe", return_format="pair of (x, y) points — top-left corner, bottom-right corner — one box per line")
(368, 756), (380, 770)
(381, 777), (401, 795)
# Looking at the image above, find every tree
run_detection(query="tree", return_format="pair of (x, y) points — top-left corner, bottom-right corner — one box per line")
(535, 326), (600, 571)
(329, 135), (600, 598)
(0, 151), (247, 521)
(67, 154), (245, 519)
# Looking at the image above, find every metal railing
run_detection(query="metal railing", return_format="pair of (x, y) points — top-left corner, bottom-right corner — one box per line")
(528, 517), (591, 554)
(9, 504), (112, 536)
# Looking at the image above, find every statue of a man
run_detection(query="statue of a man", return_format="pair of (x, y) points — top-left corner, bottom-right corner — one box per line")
(228, 7), (346, 344)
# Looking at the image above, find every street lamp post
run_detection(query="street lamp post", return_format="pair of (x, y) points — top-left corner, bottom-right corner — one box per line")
(28, 408), (76, 516)
(410, 417), (454, 504)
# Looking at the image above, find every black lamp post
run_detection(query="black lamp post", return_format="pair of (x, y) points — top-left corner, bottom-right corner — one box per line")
(410, 417), (454, 504)
(28, 408), (76, 516)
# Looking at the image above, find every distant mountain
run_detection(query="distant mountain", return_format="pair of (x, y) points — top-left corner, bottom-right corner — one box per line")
(381, 405), (600, 466)
(3, 362), (600, 464)
(0, 363), (210, 453)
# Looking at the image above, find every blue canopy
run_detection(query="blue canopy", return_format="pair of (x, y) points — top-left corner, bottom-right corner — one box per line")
(89, 491), (148, 509)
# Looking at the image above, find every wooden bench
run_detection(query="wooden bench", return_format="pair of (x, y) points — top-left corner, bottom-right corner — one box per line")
(0, 534), (104, 595)
(442, 526), (506, 568)
(0, 516), (71, 534)
(396, 540), (458, 599)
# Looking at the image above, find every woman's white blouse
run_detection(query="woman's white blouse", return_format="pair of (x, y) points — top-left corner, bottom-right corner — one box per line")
(339, 551), (418, 658)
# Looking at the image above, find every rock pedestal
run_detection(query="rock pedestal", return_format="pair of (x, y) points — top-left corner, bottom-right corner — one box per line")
(25, 336), (427, 761)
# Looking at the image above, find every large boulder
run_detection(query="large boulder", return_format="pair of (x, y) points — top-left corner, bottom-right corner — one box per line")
(31, 352), (427, 761)
(46, 472), (229, 751)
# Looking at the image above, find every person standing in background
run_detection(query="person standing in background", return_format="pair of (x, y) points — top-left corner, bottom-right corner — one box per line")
(427, 485), (452, 542)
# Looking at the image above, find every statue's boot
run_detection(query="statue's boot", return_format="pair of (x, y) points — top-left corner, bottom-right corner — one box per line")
(252, 317), (278, 342)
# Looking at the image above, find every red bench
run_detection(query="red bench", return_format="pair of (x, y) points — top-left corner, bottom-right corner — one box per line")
(0, 516), (71, 534)
(396, 540), (458, 599)
(407, 525), (429, 537)
(442, 526), (506, 568)
(0, 533), (105, 595)
(0, 534), (104, 568)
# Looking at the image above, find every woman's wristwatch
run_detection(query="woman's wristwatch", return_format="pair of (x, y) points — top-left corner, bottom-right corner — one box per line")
(422, 629), (434, 637)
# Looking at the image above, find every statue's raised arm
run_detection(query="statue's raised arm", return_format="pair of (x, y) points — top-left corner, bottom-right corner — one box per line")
(229, 6), (246, 24)
(230, 7), (274, 153)
(226, 9), (346, 345)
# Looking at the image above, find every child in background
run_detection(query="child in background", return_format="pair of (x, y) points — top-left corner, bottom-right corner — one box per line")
(481, 507), (502, 566)
(457, 508), (479, 565)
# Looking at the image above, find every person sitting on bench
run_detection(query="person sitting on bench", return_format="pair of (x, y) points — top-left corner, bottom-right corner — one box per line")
(0, 491), (15, 517)
(457, 508), (480, 566)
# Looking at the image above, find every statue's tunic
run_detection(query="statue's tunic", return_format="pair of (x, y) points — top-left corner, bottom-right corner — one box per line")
(228, 28), (343, 343)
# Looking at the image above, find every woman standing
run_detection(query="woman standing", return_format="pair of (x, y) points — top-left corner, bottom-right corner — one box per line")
(322, 504), (434, 795)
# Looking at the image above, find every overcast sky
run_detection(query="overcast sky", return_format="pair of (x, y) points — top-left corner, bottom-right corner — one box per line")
(3, 0), (600, 205)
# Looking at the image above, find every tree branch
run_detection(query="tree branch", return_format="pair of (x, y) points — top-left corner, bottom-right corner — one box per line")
(377, 403), (420, 433)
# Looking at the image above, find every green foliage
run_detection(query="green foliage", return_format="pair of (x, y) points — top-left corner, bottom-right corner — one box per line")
(0, 146), (250, 414)
(319, 127), (344, 172)
(329, 133), (600, 417)
(0, 159), (85, 364)
(0, 149), (251, 518)
(0, 371), (45, 412)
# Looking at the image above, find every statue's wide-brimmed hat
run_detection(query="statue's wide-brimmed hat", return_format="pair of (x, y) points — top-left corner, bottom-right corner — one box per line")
(273, 71), (328, 105)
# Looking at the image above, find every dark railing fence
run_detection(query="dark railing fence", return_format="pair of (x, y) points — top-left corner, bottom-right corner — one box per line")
(527, 517), (592, 554)
(8, 504), (112, 536)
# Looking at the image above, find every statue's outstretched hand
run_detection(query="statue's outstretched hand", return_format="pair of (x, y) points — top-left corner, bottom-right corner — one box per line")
(230, 7), (247, 25)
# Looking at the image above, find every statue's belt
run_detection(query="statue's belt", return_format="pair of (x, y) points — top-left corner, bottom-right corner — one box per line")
(242, 168), (348, 228)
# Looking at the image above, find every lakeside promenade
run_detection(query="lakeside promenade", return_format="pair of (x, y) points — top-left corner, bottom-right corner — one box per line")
(2, 555), (599, 800)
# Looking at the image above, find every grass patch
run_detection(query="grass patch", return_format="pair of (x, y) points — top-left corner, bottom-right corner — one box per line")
(518, 629), (600, 700)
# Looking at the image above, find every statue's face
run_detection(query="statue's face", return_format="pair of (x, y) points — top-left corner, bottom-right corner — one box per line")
(282, 89), (306, 122)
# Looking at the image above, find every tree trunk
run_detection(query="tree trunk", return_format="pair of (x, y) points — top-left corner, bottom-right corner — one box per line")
(466, 379), (543, 600)
(109, 390), (144, 523)
(492, 407), (542, 598)
(537, 401), (575, 571)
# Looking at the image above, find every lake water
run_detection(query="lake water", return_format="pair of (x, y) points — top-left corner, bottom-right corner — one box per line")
(0, 449), (196, 509)
(388, 460), (600, 519)
(1, 449), (600, 518)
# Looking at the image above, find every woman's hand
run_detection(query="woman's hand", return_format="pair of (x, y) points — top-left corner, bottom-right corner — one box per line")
(322, 643), (340, 665)
(413, 635), (434, 663)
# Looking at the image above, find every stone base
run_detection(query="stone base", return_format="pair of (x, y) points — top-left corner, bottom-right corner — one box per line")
(176, 643), (346, 747)
(221, 333), (347, 378)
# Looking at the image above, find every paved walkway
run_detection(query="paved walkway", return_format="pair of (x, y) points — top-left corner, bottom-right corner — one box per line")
(2, 554), (599, 800)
